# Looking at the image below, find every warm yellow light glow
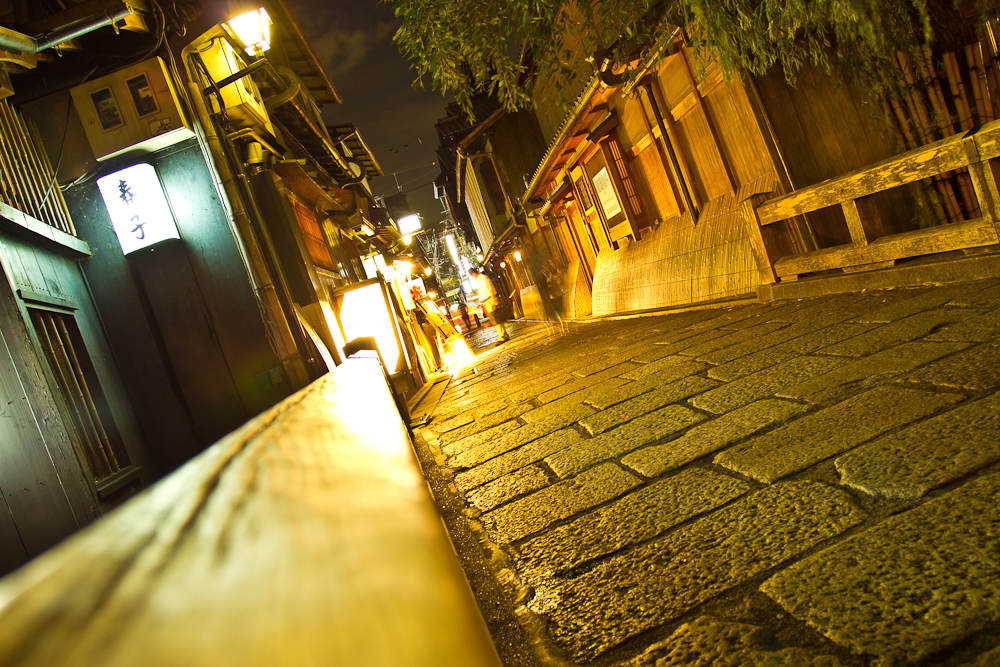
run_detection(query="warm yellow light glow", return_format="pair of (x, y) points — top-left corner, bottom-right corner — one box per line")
(476, 253), (484, 261)
(394, 260), (413, 275)
(500, 261), (506, 269)
(424, 267), (432, 276)
(227, 8), (271, 55)
(427, 291), (437, 298)
(338, 283), (401, 372)
(403, 234), (413, 245)
(514, 250), (522, 262)
(445, 337), (476, 373)
(359, 222), (375, 237)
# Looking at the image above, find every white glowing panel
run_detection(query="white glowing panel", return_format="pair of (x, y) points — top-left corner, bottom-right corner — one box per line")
(338, 282), (401, 372)
(97, 163), (179, 254)
(397, 214), (421, 234)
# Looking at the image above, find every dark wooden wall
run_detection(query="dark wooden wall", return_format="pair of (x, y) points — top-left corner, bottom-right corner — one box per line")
(68, 140), (291, 475)
(754, 64), (914, 248)
(0, 229), (151, 574)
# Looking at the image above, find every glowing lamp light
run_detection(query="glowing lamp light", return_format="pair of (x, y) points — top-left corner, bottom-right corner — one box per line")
(397, 214), (421, 234)
(394, 260), (413, 275)
(514, 250), (522, 262)
(97, 163), (180, 255)
(403, 234), (413, 245)
(427, 291), (436, 298)
(359, 222), (375, 237)
(424, 267), (432, 276)
(500, 261), (506, 268)
(226, 8), (272, 56)
(476, 252), (484, 261)
(338, 282), (402, 372)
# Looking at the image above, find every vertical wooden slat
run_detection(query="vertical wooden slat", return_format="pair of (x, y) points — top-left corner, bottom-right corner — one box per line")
(0, 102), (36, 212)
(25, 117), (75, 235)
(0, 102), (54, 227)
(56, 318), (119, 473)
(966, 44), (990, 124)
(32, 312), (106, 478)
(41, 313), (112, 478)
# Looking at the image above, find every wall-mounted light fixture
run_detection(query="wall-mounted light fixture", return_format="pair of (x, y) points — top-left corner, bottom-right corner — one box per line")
(500, 261), (506, 269)
(97, 163), (180, 254)
(513, 250), (522, 262)
(225, 8), (272, 56)
(424, 267), (432, 276)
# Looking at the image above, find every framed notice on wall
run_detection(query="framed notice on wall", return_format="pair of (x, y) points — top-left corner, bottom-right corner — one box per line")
(591, 167), (622, 219)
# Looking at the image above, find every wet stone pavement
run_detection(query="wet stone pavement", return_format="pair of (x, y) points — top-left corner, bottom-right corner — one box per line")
(411, 281), (1000, 667)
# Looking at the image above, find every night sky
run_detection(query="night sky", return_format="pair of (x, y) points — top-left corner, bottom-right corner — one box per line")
(283, 0), (452, 228)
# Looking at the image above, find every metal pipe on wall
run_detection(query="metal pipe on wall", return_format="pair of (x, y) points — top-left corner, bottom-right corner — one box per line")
(0, 7), (132, 54)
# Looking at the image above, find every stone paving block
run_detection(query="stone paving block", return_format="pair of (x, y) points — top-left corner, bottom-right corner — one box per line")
(580, 376), (718, 436)
(925, 309), (1000, 343)
(507, 372), (576, 404)
(777, 341), (971, 405)
(818, 309), (958, 357)
(624, 398), (810, 477)
(618, 616), (844, 667)
(454, 429), (583, 492)
(482, 463), (641, 544)
(643, 328), (734, 361)
(430, 412), (474, 435)
(441, 419), (522, 455)
(620, 355), (708, 382)
(450, 403), (596, 469)
(697, 312), (852, 367)
(693, 356), (846, 414)
(546, 405), (706, 478)
(520, 391), (605, 426)
(517, 469), (749, 584)
(466, 465), (550, 512)
(853, 283), (981, 323)
(761, 473), (1000, 666)
(836, 392), (1000, 499)
(539, 482), (865, 661)
(678, 321), (790, 359)
(901, 340), (1000, 391)
(945, 280), (1000, 308)
(438, 403), (535, 445)
(715, 386), (964, 484)
(539, 362), (640, 403)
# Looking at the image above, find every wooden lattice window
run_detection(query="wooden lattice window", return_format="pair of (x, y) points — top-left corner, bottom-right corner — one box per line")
(608, 138), (643, 216)
(29, 309), (129, 482)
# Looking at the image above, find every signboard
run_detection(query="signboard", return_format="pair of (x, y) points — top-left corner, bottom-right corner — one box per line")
(591, 167), (622, 219)
(97, 163), (180, 254)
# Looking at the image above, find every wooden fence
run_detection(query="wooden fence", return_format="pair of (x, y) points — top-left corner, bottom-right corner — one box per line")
(743, 120), (1000, 282)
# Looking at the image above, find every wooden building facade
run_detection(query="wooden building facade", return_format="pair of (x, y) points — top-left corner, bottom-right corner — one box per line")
(0, 0), (393, 575)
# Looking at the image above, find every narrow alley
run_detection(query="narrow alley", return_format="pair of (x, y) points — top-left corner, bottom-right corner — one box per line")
(413, 279), (1000, 667)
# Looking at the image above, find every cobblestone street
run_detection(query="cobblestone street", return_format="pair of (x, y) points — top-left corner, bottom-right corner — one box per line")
(412, 280), (1000, 667)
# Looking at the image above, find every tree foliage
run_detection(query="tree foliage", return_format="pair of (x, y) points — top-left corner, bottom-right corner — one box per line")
(391, 0), (978, 116)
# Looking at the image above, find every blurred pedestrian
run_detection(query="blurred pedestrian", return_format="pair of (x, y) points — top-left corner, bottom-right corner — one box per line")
(469, 267), (510, 343)
(457, 298), (472, 332)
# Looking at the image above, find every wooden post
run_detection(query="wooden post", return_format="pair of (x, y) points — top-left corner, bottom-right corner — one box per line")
(739, 193), (779, 284)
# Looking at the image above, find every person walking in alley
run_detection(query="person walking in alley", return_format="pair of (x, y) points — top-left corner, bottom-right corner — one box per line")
(469, 267), (510, 343)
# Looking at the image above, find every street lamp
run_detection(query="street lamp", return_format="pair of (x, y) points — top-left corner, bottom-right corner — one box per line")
(514, 250), (522, 262)
(225, 8), (272, 56)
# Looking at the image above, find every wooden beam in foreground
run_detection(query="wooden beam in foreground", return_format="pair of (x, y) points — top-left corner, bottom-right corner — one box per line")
(0, 358), (501, 667)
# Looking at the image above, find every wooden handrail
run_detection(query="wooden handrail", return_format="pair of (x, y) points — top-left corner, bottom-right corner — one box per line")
(757, 119), (1000, 225)
(0, 358), (502, 667)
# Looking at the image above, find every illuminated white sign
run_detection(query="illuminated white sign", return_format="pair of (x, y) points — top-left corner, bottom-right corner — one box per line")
(397, 214), (421, 234)
(592, 166), (622, 219)
(97, 163), (180, 254)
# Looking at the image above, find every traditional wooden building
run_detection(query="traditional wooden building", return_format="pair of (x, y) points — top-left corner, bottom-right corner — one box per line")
(0, 0), (396, 575)
(513, 9), (1000, 317)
